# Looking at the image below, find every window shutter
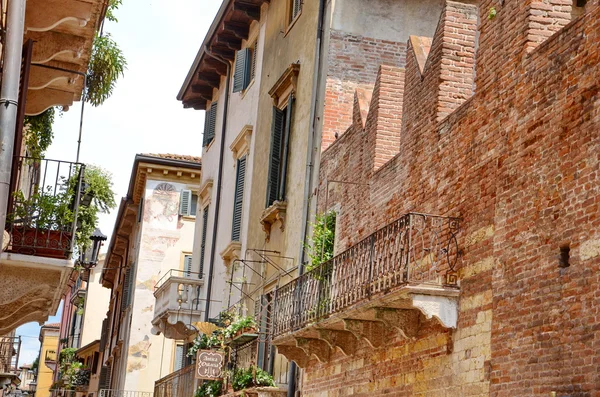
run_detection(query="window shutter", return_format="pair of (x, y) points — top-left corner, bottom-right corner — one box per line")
(174, 345), (184, 371)
(121, 268), (131, 312)
(292, 0), (302, 20)
(233, 48), (252, 93)
(184, 255), (193, 277)
(179, 189), (192, 216)
(231, 156), (246, 241)
(200, 207), (209, 278)
(99, 363), (112, 390)
(266, 107), (285, 207)
(99, 319), (108, 351)
(138, 197), (144, 222)
(251, 42), (258, 80)
(203, 102), (218, 147)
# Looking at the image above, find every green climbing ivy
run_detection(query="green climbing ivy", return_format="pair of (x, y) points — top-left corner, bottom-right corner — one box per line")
(305, 211), (337, 272)
(86, 34), (127, 107)
(23, 108), (55, 159)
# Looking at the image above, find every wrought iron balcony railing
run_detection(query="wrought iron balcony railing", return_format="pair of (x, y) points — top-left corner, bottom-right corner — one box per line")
(272, 213), (460, 337)
(5, 157), (85, 259)
(154, 364), (195, 397)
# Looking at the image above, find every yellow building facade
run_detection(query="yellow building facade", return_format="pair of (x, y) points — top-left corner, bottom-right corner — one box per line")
(36, 323), (59, 397)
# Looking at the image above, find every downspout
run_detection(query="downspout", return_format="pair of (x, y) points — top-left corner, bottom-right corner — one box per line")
(0, 0), (26, 250)
(287, 0), (327, 395)
(202, 47), (231, 322)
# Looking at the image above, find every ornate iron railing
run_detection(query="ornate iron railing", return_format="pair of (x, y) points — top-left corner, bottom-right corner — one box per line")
(272, 213), (460, 337)
(5, 157), (85, 259)
(153, 364), (194, 397)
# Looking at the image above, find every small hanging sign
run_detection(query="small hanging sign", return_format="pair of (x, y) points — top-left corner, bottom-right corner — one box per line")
(195, 349), (225, 380)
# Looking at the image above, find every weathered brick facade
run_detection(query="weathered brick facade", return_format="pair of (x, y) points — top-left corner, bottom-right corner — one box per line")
(310, 0), (600, 395)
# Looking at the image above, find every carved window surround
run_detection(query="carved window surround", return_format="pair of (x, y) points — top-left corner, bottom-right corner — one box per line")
(230, 125), (253, 161)
(199, 179), (214, 208)
(220, 241), (242, 267)
(260, 201), (287, 242)
(268, 63), (300, 108)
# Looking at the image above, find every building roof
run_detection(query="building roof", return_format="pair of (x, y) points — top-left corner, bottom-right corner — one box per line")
(43, 323), (60, 328)
(141, 153), (202, 164)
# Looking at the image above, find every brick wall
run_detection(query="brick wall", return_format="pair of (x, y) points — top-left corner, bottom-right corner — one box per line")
(322, 31), (407, 152)
(310, 0), (600, 395)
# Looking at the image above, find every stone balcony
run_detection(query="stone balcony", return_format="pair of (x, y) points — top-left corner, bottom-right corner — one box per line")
(151, 269), (204, 340)
(271, 213), (461, 367)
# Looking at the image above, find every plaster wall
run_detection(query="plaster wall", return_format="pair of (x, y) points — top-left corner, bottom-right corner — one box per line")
(121, 179), (196, 392)
(80, 258), (111, 346)
(37, 328), (59, 397)
(194, 17), (267, 320)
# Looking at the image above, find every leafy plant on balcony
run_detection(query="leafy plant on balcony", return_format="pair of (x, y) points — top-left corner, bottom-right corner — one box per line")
(195, 380), (223, 397)
(86, 34), (126, 106)
(223, 316), (257, 340)
(305, 211), (336, 272)
(23, 108), (55, 159)
(231, 367), (275, 391)
(10, 187), (72, 231)
(188, 331), (224, 357)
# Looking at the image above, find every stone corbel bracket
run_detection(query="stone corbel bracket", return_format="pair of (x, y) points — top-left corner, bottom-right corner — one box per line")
(260, 201), (287, 241)
(220, 241), (242, 268)
(295, 337), (331, 363)
(276, 345), (311, 368)
(317, 328), (359, 356)
(409, 293), (458, 329)
(343, 319), (395, 349)
(374, 307), (420, 339)
(25, 0), (93, 32)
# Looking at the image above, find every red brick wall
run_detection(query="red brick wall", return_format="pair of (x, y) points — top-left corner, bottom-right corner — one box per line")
(310, 0), (600, 395)
(322, 31), (407, 152)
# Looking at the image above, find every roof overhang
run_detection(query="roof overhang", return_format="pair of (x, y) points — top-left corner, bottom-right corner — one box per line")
(177, 0), (269, 110)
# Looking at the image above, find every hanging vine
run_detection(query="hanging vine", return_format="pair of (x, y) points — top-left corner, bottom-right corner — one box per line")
(85, 33), (127, 106)
(23, 107), (55, 159)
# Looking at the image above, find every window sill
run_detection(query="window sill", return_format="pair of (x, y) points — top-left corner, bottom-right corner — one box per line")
(284, 11), (302, 37)
(260, 201), (287, 242)
(240, 79), (256, 99)
(181, 215), (196, 222)
(204, 138), (215, 153)
(220, 241), (242, 267)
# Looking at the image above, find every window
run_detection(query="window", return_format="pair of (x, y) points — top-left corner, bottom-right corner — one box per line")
(174, 344), (185, 371)
(183, 254), (193, 277)
(233, 42), (258, 93)
(266, 94), (294, 207)
(199, 206), (209, 278)
(203, 102), (218, 147)
(290, 0), (302, 22)
(179, 190), (198, 217)
(231, 156), (247, 241)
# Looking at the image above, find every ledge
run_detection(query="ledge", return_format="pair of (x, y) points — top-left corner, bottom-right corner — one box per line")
(268, 63), (300, 106)
(220, 241), (242, 267)
(200, 179), (214, 208)
(230, 125), (253, 160)
(260, 201), (287, 241)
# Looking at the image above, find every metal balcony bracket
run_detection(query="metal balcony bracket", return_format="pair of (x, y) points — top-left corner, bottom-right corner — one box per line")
(276, 345), (311, 368)
(374, 308), (420, 339)
(343, 319), (394, 349)
(317, 329), (358, 356)
(294, 337), (331, 363)
(409, 293), (458, 329)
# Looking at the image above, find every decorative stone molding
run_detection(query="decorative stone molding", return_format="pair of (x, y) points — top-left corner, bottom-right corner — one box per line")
(199, 179), (214, 208)
(317, 329), (358, 356)
(343, 319), (393, 349)
(260, 201), (287, 241)
(410, 293), (458, 328)
(220, 241), (242, 267)
(374, 307), (420, 339)
(268, 63), (300, 107)
(230, 125), (253, 160)
(25, 0), (93, 32)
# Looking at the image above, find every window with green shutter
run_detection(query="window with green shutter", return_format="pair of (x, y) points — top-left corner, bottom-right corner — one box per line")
(233, 48), (252, 93)
(266, 95), (294, 207)
(200, 206), (209, 278)
(231, 156), (247, 241)
(203, 102), (218, 147)
(183, 254), (193, 277)
(290, 0), (302, 22)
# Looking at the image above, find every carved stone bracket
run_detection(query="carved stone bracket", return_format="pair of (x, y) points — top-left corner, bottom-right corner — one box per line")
(374, 308), (420, 339)
(276, 345), (311, 368)
(295, 337), (331, 363)
(317, 329), (359, 356)
(410, 294), (458, 329)
(230, 125), (253, 161)
(343, 319), (393, 349)
(260, 201), (287, 241)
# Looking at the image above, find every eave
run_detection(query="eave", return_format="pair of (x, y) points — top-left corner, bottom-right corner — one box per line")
(177, 0), (269, 110)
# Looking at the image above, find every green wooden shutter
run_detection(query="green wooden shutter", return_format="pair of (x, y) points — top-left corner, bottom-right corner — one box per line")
(292, 0), (302, 20)
(200, 206), (209, 278)
(233, 48), (252, 93)
(203, 102), (218, 147)
(184, 255), (193, 277)
(231, 156), (247, 241)
(266, 107), (285, 207)
(99, 319), (108, 350)
(179, 190), (192, 216)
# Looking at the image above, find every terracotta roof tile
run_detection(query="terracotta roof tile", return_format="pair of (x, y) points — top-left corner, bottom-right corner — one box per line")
(43, 322), (60, 328)
(141, 153), (202, 164)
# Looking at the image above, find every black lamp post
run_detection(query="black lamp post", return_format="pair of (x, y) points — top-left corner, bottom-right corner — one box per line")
(76, 228), (107, 279)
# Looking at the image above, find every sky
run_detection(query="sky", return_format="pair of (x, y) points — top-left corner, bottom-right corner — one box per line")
(16, 0), (222, 366)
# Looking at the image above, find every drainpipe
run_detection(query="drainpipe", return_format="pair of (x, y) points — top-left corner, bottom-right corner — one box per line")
(288, 0), (327, 395)
(202, 47), (231, 322)
(0, 0), (26, 250)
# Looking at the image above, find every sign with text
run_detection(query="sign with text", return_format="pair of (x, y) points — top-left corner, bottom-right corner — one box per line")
(195, 350), (225, 380)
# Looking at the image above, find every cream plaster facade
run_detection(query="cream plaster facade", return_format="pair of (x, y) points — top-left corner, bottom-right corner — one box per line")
(80, 255), (111, 347)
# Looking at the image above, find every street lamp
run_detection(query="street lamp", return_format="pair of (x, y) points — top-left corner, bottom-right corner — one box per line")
(76, 228), (107, 279)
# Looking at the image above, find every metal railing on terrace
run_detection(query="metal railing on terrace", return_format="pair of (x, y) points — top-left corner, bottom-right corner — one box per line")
(272, 213), (460, 337)
(5, 157), (85, 259)
(154, 364), (195, 397)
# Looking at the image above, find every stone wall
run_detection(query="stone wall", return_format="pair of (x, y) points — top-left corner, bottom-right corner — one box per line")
(310, 0), (600, 395)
